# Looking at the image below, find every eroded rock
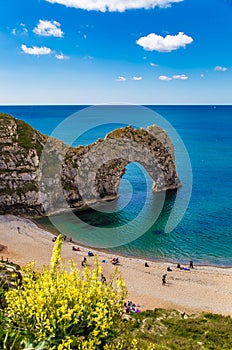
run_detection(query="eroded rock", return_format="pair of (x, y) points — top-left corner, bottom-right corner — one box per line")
(0, 113), (181, 216)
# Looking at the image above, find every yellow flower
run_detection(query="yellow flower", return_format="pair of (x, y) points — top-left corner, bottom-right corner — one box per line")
(57, 336), (73, 350)
(5, 241), (127, 349)
(50, 234), (64, 271)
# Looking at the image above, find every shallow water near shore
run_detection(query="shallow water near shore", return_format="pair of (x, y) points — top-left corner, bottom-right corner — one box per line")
(1, 105), (232, 266)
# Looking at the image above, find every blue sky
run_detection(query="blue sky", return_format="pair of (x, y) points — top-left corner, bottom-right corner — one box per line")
(0, 0), (232, 104)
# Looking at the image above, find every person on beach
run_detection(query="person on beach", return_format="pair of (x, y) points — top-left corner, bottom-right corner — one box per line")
(81, 257), (87, 267)
(162, 274), (167, 285)
(88, 250), (94, 257)
(17, 227), (20, 234)
(189, 260), (194, 269)
(101, 273), (106, 284)
(124, 301), (140, 313)
(72, 246), (80, 251)
(111, 257), (119, 265)
(167, 266), (172, 271)
(145, 262), (149, 267)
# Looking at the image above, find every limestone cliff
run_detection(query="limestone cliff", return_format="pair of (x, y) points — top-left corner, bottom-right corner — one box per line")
(0, 113), (46, 215)
(0, 113), (181, 216)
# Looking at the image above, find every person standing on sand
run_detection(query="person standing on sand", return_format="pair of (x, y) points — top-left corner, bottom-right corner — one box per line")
(81, 257), (87, 267)
(162, 274), (167, 285)
(101, 274), (106, 284)
(17, 227), (20, 234)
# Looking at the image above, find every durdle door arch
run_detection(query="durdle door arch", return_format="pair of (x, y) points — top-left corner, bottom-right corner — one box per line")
(61, 125), (181, 209)
(0, 113), (181, 215)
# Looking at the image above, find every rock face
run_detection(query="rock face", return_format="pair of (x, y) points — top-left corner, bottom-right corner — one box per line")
(0, 113), (181, 216)
(0, 114), (47, 215)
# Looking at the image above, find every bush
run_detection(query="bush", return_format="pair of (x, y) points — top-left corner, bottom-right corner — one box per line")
(5, 235), (127, 349)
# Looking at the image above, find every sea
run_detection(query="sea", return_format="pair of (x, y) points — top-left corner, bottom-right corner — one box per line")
(1, 105), (232, 267)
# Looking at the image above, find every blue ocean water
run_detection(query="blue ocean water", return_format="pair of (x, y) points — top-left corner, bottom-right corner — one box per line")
(1, 105), (232, 266)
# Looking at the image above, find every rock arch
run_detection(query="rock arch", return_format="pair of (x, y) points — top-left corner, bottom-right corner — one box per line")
(0, 113), (181, 215)
(62, 125), (181, 209)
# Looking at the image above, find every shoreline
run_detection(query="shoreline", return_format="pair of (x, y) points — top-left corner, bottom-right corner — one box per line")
(1, 214), (232, 316)
(33, 217), (232, 270)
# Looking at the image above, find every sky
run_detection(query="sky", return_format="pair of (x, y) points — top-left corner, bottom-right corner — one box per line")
(0, 0), (232, 105)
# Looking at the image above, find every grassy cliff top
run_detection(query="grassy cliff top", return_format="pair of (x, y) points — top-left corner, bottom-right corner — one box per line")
(0, 112), (47, 155)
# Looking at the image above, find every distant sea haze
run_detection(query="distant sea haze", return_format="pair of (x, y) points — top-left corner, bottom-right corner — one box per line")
(1, 105), (232, 266)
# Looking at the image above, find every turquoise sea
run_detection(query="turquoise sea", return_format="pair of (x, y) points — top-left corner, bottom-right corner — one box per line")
(1, 105), (232, 266)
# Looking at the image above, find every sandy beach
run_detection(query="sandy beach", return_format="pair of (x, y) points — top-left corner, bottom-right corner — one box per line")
(1, 214), (232, 316)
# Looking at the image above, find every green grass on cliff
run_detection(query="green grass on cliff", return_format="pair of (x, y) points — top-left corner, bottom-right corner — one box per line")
(127, 309), (232, 349)
(0, 113), (13, 120)
(16, 118), (36, 149)
(0, 112), (34, 148)
(16, 118), (44, 156)
(0, 112), (44, 155)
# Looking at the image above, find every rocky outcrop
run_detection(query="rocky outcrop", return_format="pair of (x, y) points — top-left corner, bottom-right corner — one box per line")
(0, 114), (47, 215)
(0, 113), (181, 216)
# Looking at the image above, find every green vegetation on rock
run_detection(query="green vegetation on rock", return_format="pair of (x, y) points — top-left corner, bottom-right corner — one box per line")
(15, 119), (35, 149)
(126, 309), (232, 349)
(0, 113), (14, 122)
(0, 112), (44, 156)
(15, 119), (44, 156)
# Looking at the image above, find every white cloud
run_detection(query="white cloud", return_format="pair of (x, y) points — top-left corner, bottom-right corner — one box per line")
(200, 74), (204, 78)
(159, 75), (172, 81)
(132, 76), (142, 80)
(136, 32), (193, 52)
(214, 66), (227, 72)
(21, 44), (69, 59)
(172, 74), (188, 80)
(21, 44), (52, 55)
(150, 62), (159, 67)
(55, 53), (70, 60)
(45, 0), (183, 12)
(158, 74), (188, 81)
(33, 20), (63, 37)
(116, 76), (126, 82)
